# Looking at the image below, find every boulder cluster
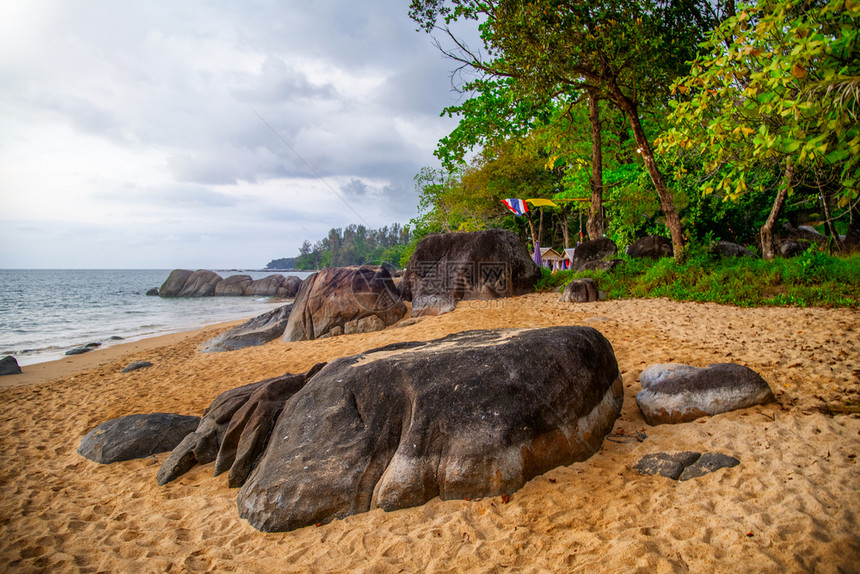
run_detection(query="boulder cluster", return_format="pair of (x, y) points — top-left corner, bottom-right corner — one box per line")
(156, 269), (302, 298)
(76, 229), (781, 534)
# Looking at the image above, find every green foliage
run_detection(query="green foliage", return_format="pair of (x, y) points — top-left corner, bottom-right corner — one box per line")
(549, 249), (860, 307)
(288, 223), (412, 270)
(660, 0), (860, 206)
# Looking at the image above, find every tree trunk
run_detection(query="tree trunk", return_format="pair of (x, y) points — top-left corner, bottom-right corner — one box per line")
(526, 211), (538, 251)
(560, 204), (570, 249)
(538, 208), (545, 247)
(611, 87), (686, 260)
(586, 90), (605, 240)
(818, 189), (843, 253)
(760, 163), (794, 260)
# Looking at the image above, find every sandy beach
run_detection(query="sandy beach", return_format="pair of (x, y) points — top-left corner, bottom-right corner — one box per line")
(1, 293), (858, 573)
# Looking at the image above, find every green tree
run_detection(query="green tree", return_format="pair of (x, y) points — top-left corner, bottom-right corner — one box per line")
(659, 0), (860, 258)
(410, 0), (727, 260)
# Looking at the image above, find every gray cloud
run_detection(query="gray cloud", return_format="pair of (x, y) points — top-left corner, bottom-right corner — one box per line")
(0, 0), (464, 268)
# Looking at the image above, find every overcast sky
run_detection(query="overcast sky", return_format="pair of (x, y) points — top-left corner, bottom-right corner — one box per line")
(0, 1), (469, 269)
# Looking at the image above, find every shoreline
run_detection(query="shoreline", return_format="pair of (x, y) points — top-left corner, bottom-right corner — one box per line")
(0, 319), (243, 390)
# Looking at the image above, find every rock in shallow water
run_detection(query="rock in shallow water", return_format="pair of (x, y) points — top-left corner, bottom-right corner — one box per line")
(159, 326), (623, 532)
(0, 355), (22, 375)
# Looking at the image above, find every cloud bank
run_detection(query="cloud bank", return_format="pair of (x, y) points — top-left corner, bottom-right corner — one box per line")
(0, 0), (465, 268)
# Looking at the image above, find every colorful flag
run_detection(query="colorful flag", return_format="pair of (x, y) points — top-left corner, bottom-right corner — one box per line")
(526, 198), (559, 207)
(502, 198), (529, 216)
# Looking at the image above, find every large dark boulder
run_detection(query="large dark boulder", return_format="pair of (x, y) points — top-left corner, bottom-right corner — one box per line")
(569, 238), (618, 270)
(215, 274), (252, 296)
(159, 269), (222, 297)
(241, 327), (621, 532)
(627, 236), (673, 259)
(282, 266), (406, 342)
(636, 363), (775, 425)
(159, 327), (622, 533)
(200, 305), (293, 353)
(79, 413), (201, 464)
(560, 278), (600, 303)
(0, 356), (22, 376)
(400, 229), (541, 317)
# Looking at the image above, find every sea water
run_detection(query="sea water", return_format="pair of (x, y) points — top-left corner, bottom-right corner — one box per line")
(0, 269), (313, 366)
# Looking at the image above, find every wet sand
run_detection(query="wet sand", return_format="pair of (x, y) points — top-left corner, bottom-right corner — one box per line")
(1, 294), (858, 572)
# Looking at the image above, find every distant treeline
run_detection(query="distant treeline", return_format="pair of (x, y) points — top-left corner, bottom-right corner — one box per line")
(266, 223), (412, 271)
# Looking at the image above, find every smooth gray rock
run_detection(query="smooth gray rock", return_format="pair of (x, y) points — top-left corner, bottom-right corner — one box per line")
(65, 346), (93, 356)
(283, 266), (405, 342)
(568, 238), (618, 270)
(560, 278), (600, 303)
(400, 229), (541, 317)
(79, 413), (201, 464)
(637, 363), (774, 425)
(200, 305), (293, 353)
(121, 361), (153, 373)
(0, 356), (22, 376)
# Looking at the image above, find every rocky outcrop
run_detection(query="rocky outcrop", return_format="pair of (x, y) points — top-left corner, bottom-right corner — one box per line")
(156, 369), (320, 488)
(158, 326), (622, 533)
(627, 236), (674, 259)
(633, 452), (740, 481)
(400, 229), (541, 317)
(214, 274), (252, 296)
(245, 275), (302, 298)
(282, 266), (406, 342)
(78, 413), (201, 464)
(560, 278), (600, 303)
(158, 270), (302, 298)
(200, 305), (293, 353)
(569, 238), (618, 270)
(0, 356), (22, 376)
(636, 363), (775, 425)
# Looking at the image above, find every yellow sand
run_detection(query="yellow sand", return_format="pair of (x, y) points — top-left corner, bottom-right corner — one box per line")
(1, 294), (858, 573)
